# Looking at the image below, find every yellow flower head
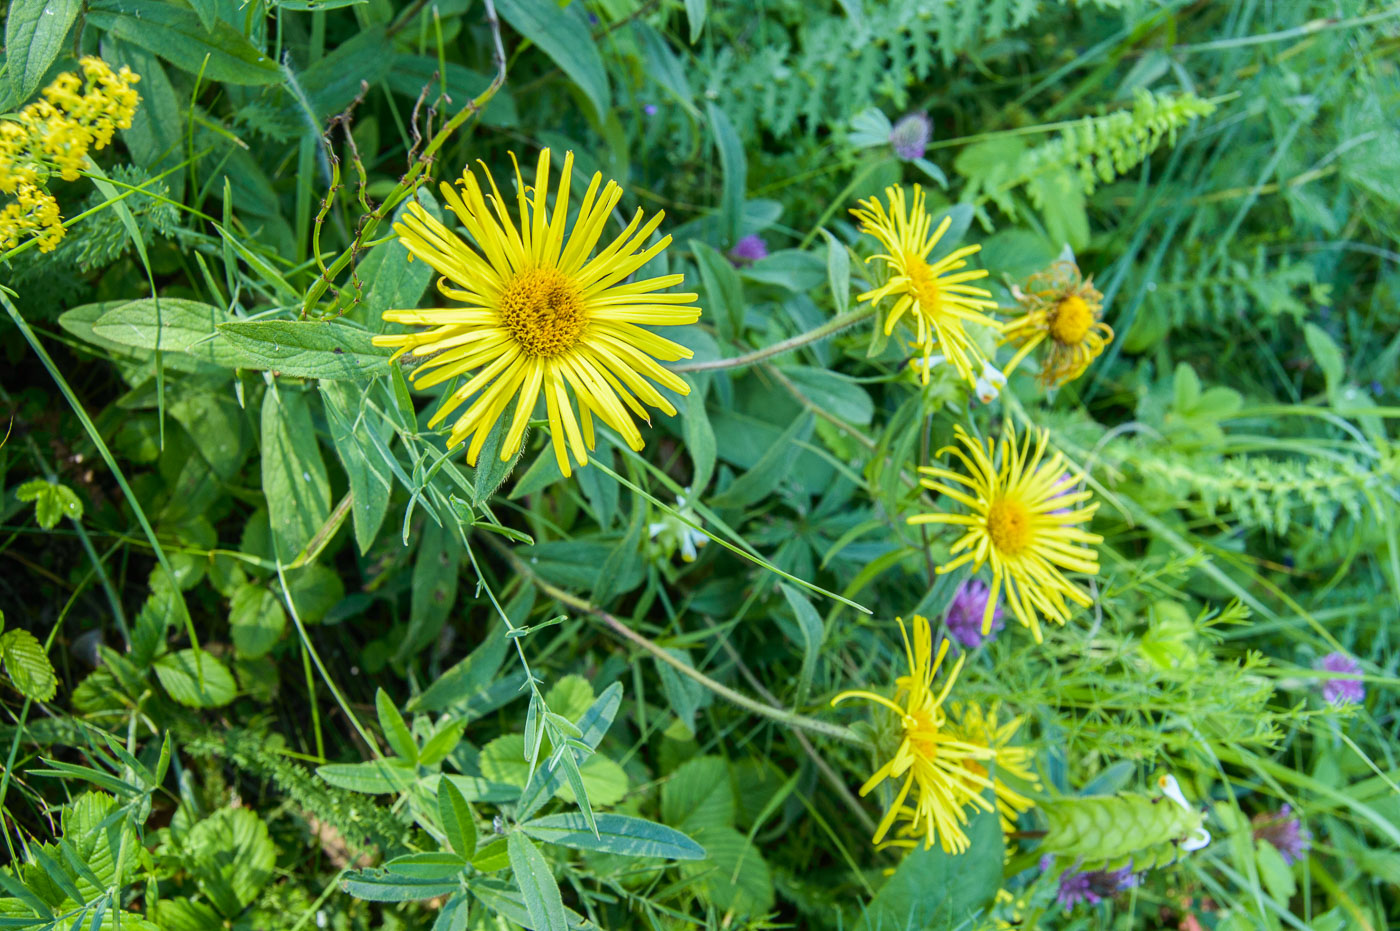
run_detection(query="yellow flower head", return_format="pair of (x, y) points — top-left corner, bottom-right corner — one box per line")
(947, 701), (1038, 833)
(909, 423), (1102, 643)
(850, 184), (999, 387)
(1001, 260), (1113, 387)
(0, 56), (140, 254)
(832, 615), (997, 854)
(373, 149), (701, 476)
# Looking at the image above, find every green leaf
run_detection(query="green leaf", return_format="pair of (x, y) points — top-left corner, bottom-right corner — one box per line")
(341, 867), (462, 902)
(91, 298), (252, 367)
(320, 381), (394, 554)
(153, 649), (236, 708)
(316, 758), (417, 794)
(661, 756), (735, 833)
(376, 688), (418, 763)
(507, 832), (568, 931)
(15, 479), (82, 529)
(419, 719), (467, 767)
(679, 825), (772, 915)
(684, 387), (717, 493)
(432, 893), (472, 931)
(229, 584), (286, 659)
(408, 618), (510, 713)
(707, 102), (747, 247)
(520, 813), (705, 860)
(471, 837), (510, 872)
(5, 0), (81, 101)
(684, 0), (706, 42)
(86, 0), (282, 85)
(821, 230), (852, 314)
(0, 629), (57, 702)
(690, 241), (744, 344)
(438, 779), (478, 857)
(260, 387), (331, 560)
(1304, 322), (1345, 397)
(495, 0), (609, 123)
(185, 808), (276, 917)
(384, 851), (467, 880)
(469, 403), (527, 506)
(517, 682), (623, 820)
(708, 413), (814, 509)
(400, 520), (461, 661)
(778, 584), (825, 702)
(218, 320), (396, 380)
(857, 804), (1002, 930)
(780, 368), (873, 425)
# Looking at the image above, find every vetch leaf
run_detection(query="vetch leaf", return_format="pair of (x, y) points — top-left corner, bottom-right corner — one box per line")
(341, 867), (461, 902)
(376, 688), (418, 763)
(438, 778), (478, 857)
(520, 813), (706, 860)
(384, 851), (467, 880)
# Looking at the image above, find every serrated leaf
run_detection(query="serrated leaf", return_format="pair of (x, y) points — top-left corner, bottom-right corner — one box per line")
(520, 813), (705, 860)
(507, 833), (568, 931)
(219, 320), (395, 380)
(15, 479), (82, 529)
(0, 629), (57, 702)
(662, 756), (735, 832)
(185, 808), (276, 917)
(153, 649), (236, 708)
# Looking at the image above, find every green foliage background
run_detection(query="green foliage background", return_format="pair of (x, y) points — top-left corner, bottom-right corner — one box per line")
(1, 0), (1398, 928)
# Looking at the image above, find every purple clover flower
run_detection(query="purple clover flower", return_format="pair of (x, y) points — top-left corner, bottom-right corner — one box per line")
(1053, 861), (1139, 910)
(945, 579), (1003, 649)
(1315, 652), (1365, 705)
(889, 112), (932, 161)
(728, 234), (768, 266)
(1252, 805), (1310, 865)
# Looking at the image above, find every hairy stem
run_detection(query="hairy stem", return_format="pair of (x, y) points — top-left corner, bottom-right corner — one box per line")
(669, 306), (875, 374)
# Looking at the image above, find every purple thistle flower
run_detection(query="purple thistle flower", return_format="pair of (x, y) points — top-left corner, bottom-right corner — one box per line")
(1315, 652), (1365, 705)
(945, 579), (1003, 649)
(889, 112), (932, 161)
(728, 234), (768, 267)
(1252, 805), (1310, 866)
(1054, 862), (1139, 910)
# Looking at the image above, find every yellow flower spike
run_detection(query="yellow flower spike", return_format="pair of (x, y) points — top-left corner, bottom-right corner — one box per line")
(373, 149), (702, 477)
(1001, 259), (1114, 387)
(908, 422), (1103, 643)
(831, 615), (1005, 854)
(850, 184), (1000, 388)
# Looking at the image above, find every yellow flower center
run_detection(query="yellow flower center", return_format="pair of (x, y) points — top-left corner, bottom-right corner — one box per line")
(904, 256), (942, 311)
(986, 498), (1033, 555)
(906, 707), (944, 758)
(1049, 294), (1093, 345)
(498, 267), (587, 357)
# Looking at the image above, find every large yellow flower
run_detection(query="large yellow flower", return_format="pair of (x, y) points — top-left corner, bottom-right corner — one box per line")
(850, 184), (999, 387)
(373, 149), (701, 476)
(909, 423), (1102, 643)
(1001, 260), (1113, 387)
(831, 615), (997, 854)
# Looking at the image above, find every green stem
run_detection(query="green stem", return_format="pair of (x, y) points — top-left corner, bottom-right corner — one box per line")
(799, 159), (884, 249)
(669, 306), (875, 374)
(491, 539), (864, 746)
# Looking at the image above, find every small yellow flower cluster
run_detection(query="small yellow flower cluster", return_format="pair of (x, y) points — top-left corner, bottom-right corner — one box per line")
(0, 57), (141, 253)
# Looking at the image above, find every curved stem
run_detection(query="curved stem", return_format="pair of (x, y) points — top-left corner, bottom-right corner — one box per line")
(669, 306), (875, 374)
(490, 538), (865, 745)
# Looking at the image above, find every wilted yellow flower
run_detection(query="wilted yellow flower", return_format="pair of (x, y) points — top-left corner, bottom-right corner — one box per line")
(909, 423), (1102, 643)
(851, 184), (999, 387)
(374, 149), (701, 476)
(1001, 260), (1112, 387)
(0, 56), (140, 253)
(832, 615), (1000, 854)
